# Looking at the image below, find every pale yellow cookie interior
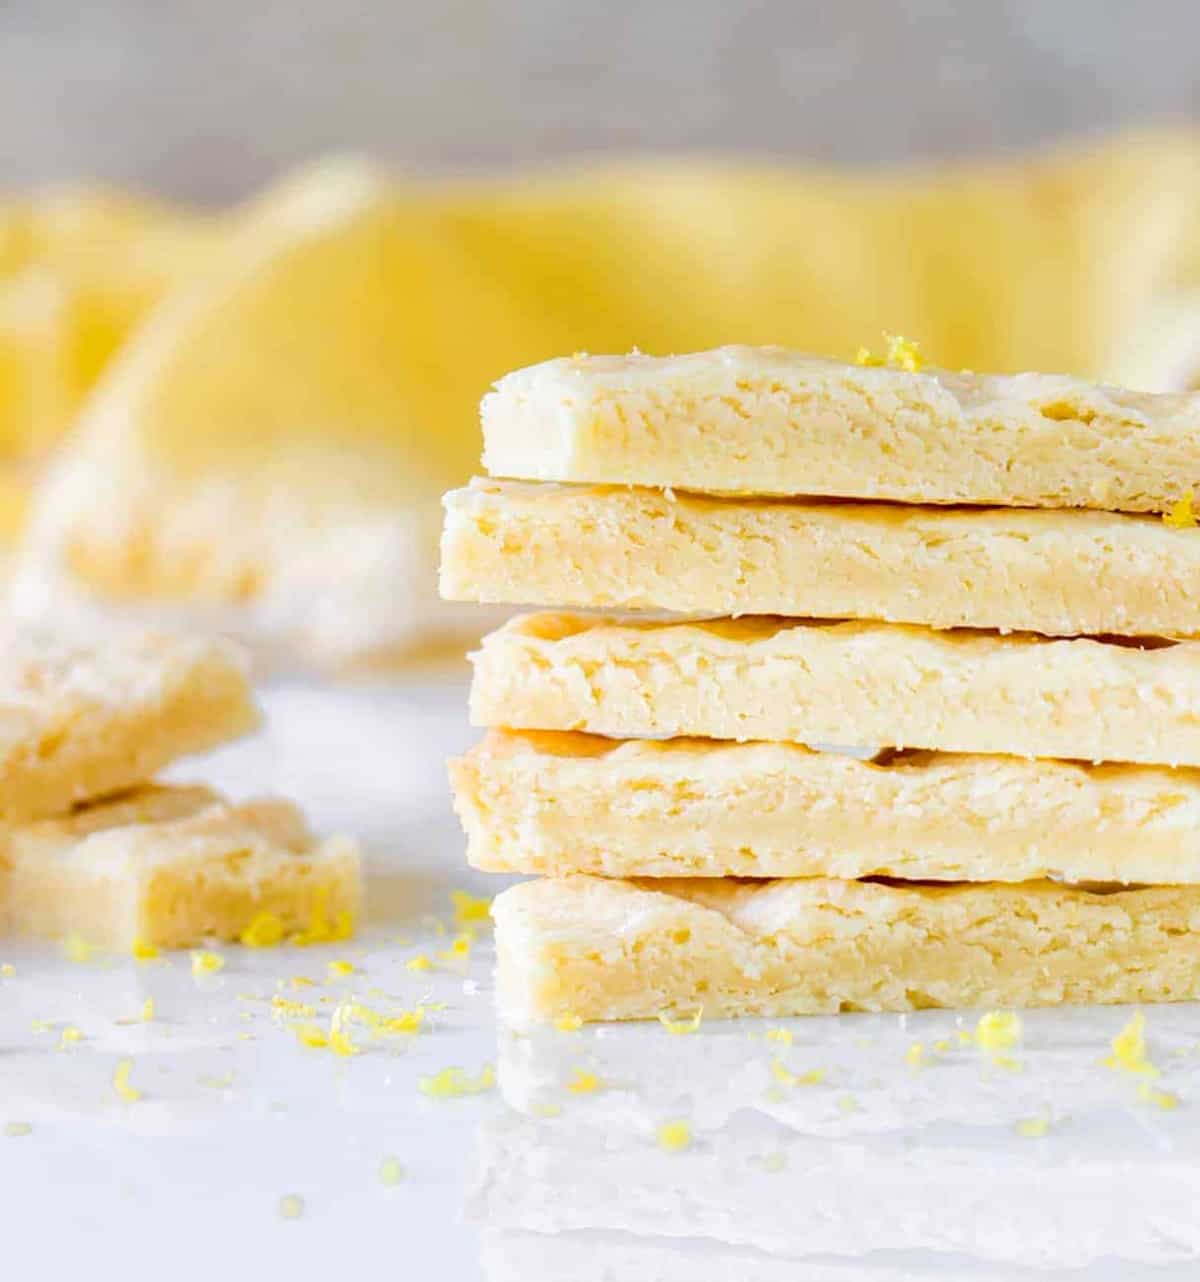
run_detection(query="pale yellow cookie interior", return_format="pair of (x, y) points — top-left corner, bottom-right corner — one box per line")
(1, 782), (362, 950)
(471, 613), (1200, 767)
(452, 729), (1200, 884)
(482, 347), (1200, 511)
(493, 875), (1200, 1026)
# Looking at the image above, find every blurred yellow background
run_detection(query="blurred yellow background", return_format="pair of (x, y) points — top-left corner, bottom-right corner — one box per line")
(5, 4), (1200, 668)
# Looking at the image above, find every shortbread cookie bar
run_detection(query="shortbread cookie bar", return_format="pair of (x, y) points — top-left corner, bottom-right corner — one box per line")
(0, 629), (258, 821)
(2, 783), (362, 949)
(471, 614), (1200, 767)
(452, 729), (1200, 883)
(442, 477), (1200, 636)
(493, 875), (1200, 1025)
(481, 347), (1200, 512)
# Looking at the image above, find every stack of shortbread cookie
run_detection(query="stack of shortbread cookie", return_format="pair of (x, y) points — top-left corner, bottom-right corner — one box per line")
(443, 346), (1200, 1025)
(0, 629), (361, 951)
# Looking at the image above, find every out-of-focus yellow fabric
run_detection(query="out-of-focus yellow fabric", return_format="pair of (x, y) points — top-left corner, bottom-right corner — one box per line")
(10, 129), (1200, 663)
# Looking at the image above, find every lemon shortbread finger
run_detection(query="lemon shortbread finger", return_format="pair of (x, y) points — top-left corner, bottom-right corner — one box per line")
(471, 614), (1200, 767)
(493, 875), (1200, 1026)
(1, 783), (362, 950)
(452, 729), (1200, 883)
(0, 629), (257, 821)
(481, 347), (1200, 512)
(443, 477), (1200, 636)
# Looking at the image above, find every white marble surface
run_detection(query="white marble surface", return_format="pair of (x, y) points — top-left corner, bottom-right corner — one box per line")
(2, 675), (1200, 1280)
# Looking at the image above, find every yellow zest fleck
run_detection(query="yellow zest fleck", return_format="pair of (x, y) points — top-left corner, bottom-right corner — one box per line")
(1137, 1081), (1181, 1110)
(290, 888), (354, 946)
(142, 997), (155, 1022)
(437, 932), (473, 964)
(190, 950), (225, 978)
(4, 1121), (31, 1137)
(956, 1029), (974, 1046)
(974, 1010), (1022, 1053)
(418, 1064), (495, 1098)
(31, 1019), (50, 1034)
(1104, 1011), (1158, 1077)
(290, 975), (316, 989)
(131, 937), (159, 961)
(379, 1156), (404, 1186)
(770, 1057), (825, 1088)
(764, 1026), (793, 1047)
(271, 996), (316, 1019)
(855, 333), (924, 372)
(837, 1093), (859, 1114)
(451, 889), (492, 927)
(62, 932), (92, 963)
(294, 1023), (329, 1049)
(327, 960), (355, 978)
(113, 1059), (141, 1102)
(566, 1068), (602, 1094)
(59, 1026), (82, 1050)
(1164, 493), (1197, 529)
(532, 1101), (562, 1118)
(554, 1012), (583, 1033)
(278, 1194), (305, 1220)
(406, 954), (433, 972)
(905, 1042), (925, 1070)
(932, 1038), (952, 1054)
(0, 963), (13, 978)
(992, 1054), (1024, 1073)
(657, 1007), (703, 1035)
(1016, 1117), (1050, 1138)
(656, 1119), (692, 1153)
(240, 912), (285, 949)
(380, 1006), (425, 1036)
(329, 1028), (359, 1057)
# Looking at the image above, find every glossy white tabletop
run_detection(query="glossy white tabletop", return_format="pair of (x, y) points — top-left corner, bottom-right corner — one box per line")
(2, 676), (1198, 1281)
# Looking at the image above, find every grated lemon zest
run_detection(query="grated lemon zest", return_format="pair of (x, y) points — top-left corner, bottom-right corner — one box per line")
(905, 1042), (925, 1070)
(271, 996), (316, 1019)
(290, 975), (316, 988)
(856, 333), (924, 372)
(0, 963), (13, 978)
(1016, 1117), (1050, 1138)
(992, 1054), (1024, 1073)
(418, 1064), (495, 1098)
(1164, 493), (1197, 529)
(141, 997), (155, 1022)
(656, 1119), (692, 1153)
(294, 1023), (329, 1049)
(131, 938), (159, 961)
(62, 932), (93, 963)
(932, 1038), (952, 1053)
(1137, 1081), (1181, 1110)
(190, 950), (225, 978)
(379, 1156), (404, 1186)
(837, 1093), (859, 1114)
(240, 912), (285, 949)
(59, 1026), (82, 1049)
(290, 888), (354, 946)
(451, 890), (492, 927)
(765, 1027), (793, 1047)
(278, 1194), (304, 1220)
(437, 932), (473, 963)
(379, 1006), (425, 1035)
(566, 1068), (603, 1094)
(406, 954), (433, 972)
(327, 960), (355, 978)
(1104, 1011), (1159, 1077)
(4, 1121), (31, 1137)
(329, 1028), (359, 1057)
(113, 1059), (141, 1102)
(770, 1056), (825, 1088)
(975, 1010), (1022, 1053)
(657, 1007), (703, 1035)
(554, 1012), (584, 1033)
